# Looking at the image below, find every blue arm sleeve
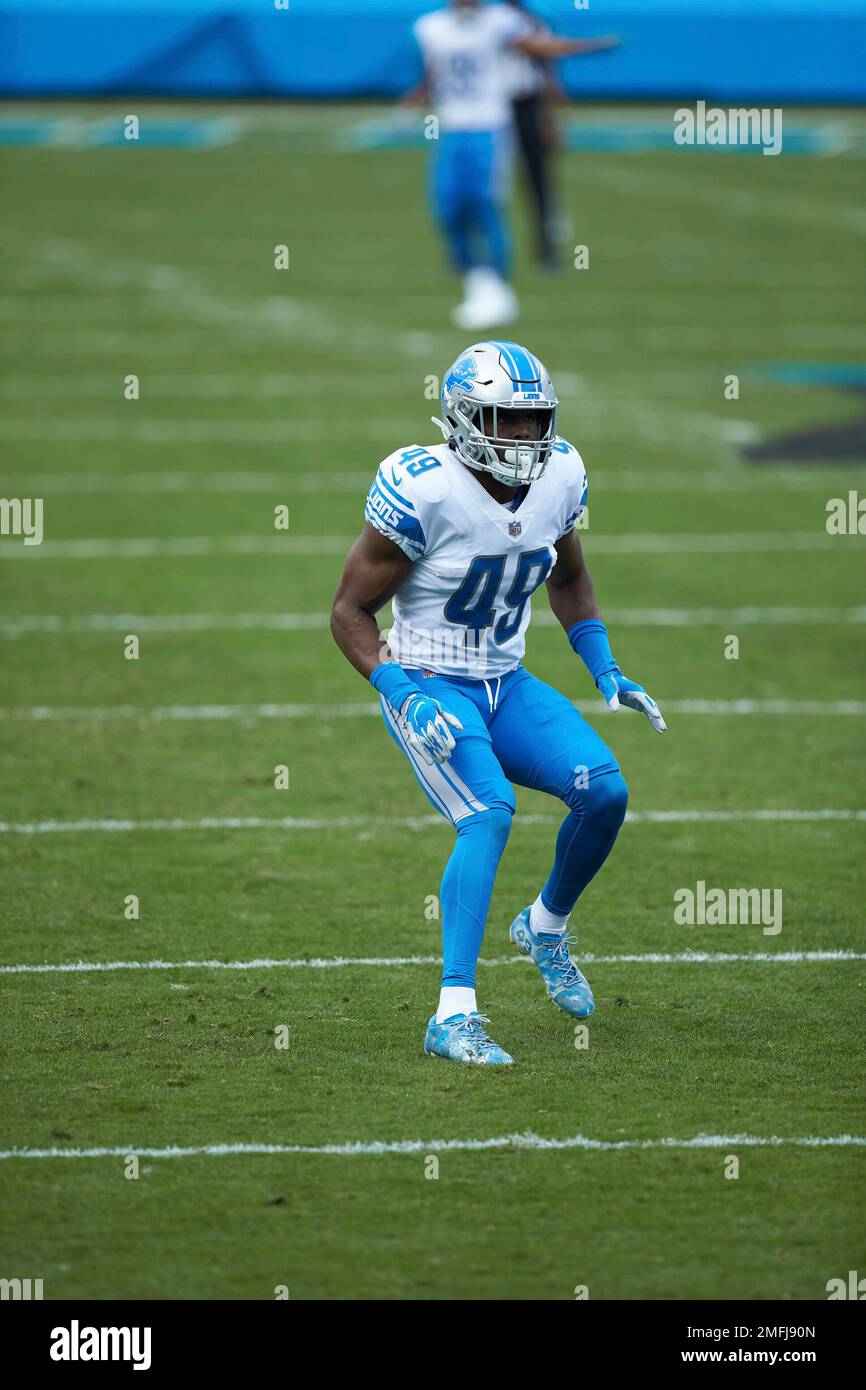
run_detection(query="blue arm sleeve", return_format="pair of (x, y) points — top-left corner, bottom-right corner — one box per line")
(567, 619), (620, 687)
(369, 661), (422, 714)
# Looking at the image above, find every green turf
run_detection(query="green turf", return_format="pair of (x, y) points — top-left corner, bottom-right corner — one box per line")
(0, 103), (864, 1300)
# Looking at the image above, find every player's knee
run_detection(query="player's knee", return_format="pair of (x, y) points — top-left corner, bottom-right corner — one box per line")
(563, 769), (628, 827)
(486, 804), (514, 847)
(588, 771), (629, 832)
(458, 804), (513, 851)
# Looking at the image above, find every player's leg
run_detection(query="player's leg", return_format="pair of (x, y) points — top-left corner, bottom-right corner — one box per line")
(472, 128), (513, 281)
(430, 132), (474, 274)
(489, 666), (628, 1017)
(511, 93), (557, 267)
(451, 129), (517, 330)
(433, 134), (504, 331)
(379, 674), (517, 1063)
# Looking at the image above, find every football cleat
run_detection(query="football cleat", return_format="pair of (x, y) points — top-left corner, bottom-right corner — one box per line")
(509, 908), (595, 1018)
(451, 270), (518, 333)
(423, 1012), (514, 1066)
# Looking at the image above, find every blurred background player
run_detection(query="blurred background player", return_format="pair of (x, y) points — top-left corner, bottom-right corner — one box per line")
(408, 0), (615, 329)
(502, 0), (619, 270)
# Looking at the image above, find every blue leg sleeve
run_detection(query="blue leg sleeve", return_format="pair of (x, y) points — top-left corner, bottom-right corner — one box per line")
(431, 137), (474, 273)
(541, 771), (629, 917)
(477, 197), (511, 279)
(440, 807), (513, 987)
(472, 129), (512, 278)
(489, 668), (627, 920)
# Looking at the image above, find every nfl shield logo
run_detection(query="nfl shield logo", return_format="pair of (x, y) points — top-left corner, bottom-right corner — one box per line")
(508, 520), (522, 537)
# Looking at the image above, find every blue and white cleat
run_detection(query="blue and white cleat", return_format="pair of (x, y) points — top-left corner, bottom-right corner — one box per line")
(423, 1012), (514, 1066)
(509, 908), (595, 1018)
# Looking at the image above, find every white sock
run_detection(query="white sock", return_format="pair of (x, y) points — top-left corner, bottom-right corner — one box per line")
(436, 986), (477, 1024)
(529, 894), (568, 936)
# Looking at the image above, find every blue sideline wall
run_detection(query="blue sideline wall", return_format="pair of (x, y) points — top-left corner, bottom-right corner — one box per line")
(1, 1), (864, 102)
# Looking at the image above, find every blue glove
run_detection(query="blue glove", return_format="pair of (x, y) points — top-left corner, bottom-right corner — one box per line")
(370, 662), (463, 764)
(568, 619), (667, 734)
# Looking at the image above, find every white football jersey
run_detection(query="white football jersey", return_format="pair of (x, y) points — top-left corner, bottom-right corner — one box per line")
(413, 4), (532, 132)
(365, 439), (588, 679)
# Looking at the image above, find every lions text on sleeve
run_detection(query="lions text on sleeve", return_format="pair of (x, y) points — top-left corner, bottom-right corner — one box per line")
(365, 439), (587, 679)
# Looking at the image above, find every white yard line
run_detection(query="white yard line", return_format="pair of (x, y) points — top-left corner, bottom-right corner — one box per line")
(2, 606), (864, 637)
(0, 1132), (863, 1161)
(0, 536), (347, 559)
(1, 612), (330, 635)
(0, 372), (411, 396)
(7, 468), (859, 495)
(9, 324), (866, 355)
(0, 810), (863, 835)
(593, 160), (866, 236)
(0, 531), (855, 561)
(0, 369), (790, 395)
(14, 470), (377, 494)
(0, 419), (418, 443)
(2, 698), (865, 722)
(655, 699), (866, 715)
(11, 236), (443, 364)
(1, 950), (863, 977)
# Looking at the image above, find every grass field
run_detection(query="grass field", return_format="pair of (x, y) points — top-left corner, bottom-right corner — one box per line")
(1, 102), (865, 1301)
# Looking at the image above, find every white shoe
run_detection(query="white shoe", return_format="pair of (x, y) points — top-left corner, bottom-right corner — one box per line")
(451, 269), (519, 330)
(451, 268), (490, 328)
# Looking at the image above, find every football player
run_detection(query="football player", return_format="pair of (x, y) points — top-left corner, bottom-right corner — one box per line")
(406, 0), (617, 327)
(331, 340), (665, 1065)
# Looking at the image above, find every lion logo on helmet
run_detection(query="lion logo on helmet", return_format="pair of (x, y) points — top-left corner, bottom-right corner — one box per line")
(443, 353), (478, 403)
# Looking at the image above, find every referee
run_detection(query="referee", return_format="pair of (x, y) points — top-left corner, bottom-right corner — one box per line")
(503, 1), (619, 270)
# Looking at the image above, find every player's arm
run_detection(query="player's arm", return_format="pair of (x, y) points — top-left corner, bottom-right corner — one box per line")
(547, 530), (667, 733)
(330, 524), (463, 764)
(547, 527), (602, 625)
(330, 522), (412, 679)
(514, 33), (620, 61)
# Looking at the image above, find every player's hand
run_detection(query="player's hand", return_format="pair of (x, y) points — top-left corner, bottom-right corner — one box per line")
(400, 694), (463, 765)
(597, 671), (667, 734)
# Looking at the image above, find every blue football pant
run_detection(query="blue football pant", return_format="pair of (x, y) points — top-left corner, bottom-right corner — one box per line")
(429, 129), (513, 279)
(380, 665), (628, 989)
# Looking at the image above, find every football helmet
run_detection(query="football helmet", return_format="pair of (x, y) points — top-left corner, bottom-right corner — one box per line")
(435, 340), (559, 486)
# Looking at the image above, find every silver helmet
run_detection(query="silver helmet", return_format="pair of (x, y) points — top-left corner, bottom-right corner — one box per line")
(436, 340), (558, 486)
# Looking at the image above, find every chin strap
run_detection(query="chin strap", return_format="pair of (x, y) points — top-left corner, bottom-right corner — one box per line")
(430, 416), (449, 439)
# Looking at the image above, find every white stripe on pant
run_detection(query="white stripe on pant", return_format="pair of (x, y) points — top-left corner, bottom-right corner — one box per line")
(380, 698), (489, 825)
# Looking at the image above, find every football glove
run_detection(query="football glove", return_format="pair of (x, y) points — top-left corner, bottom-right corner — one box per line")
(369, 660), (463, 764)
(596, 670), (667, 734)
(399, 693), (463, 766)
(568, 618), (666, 734)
